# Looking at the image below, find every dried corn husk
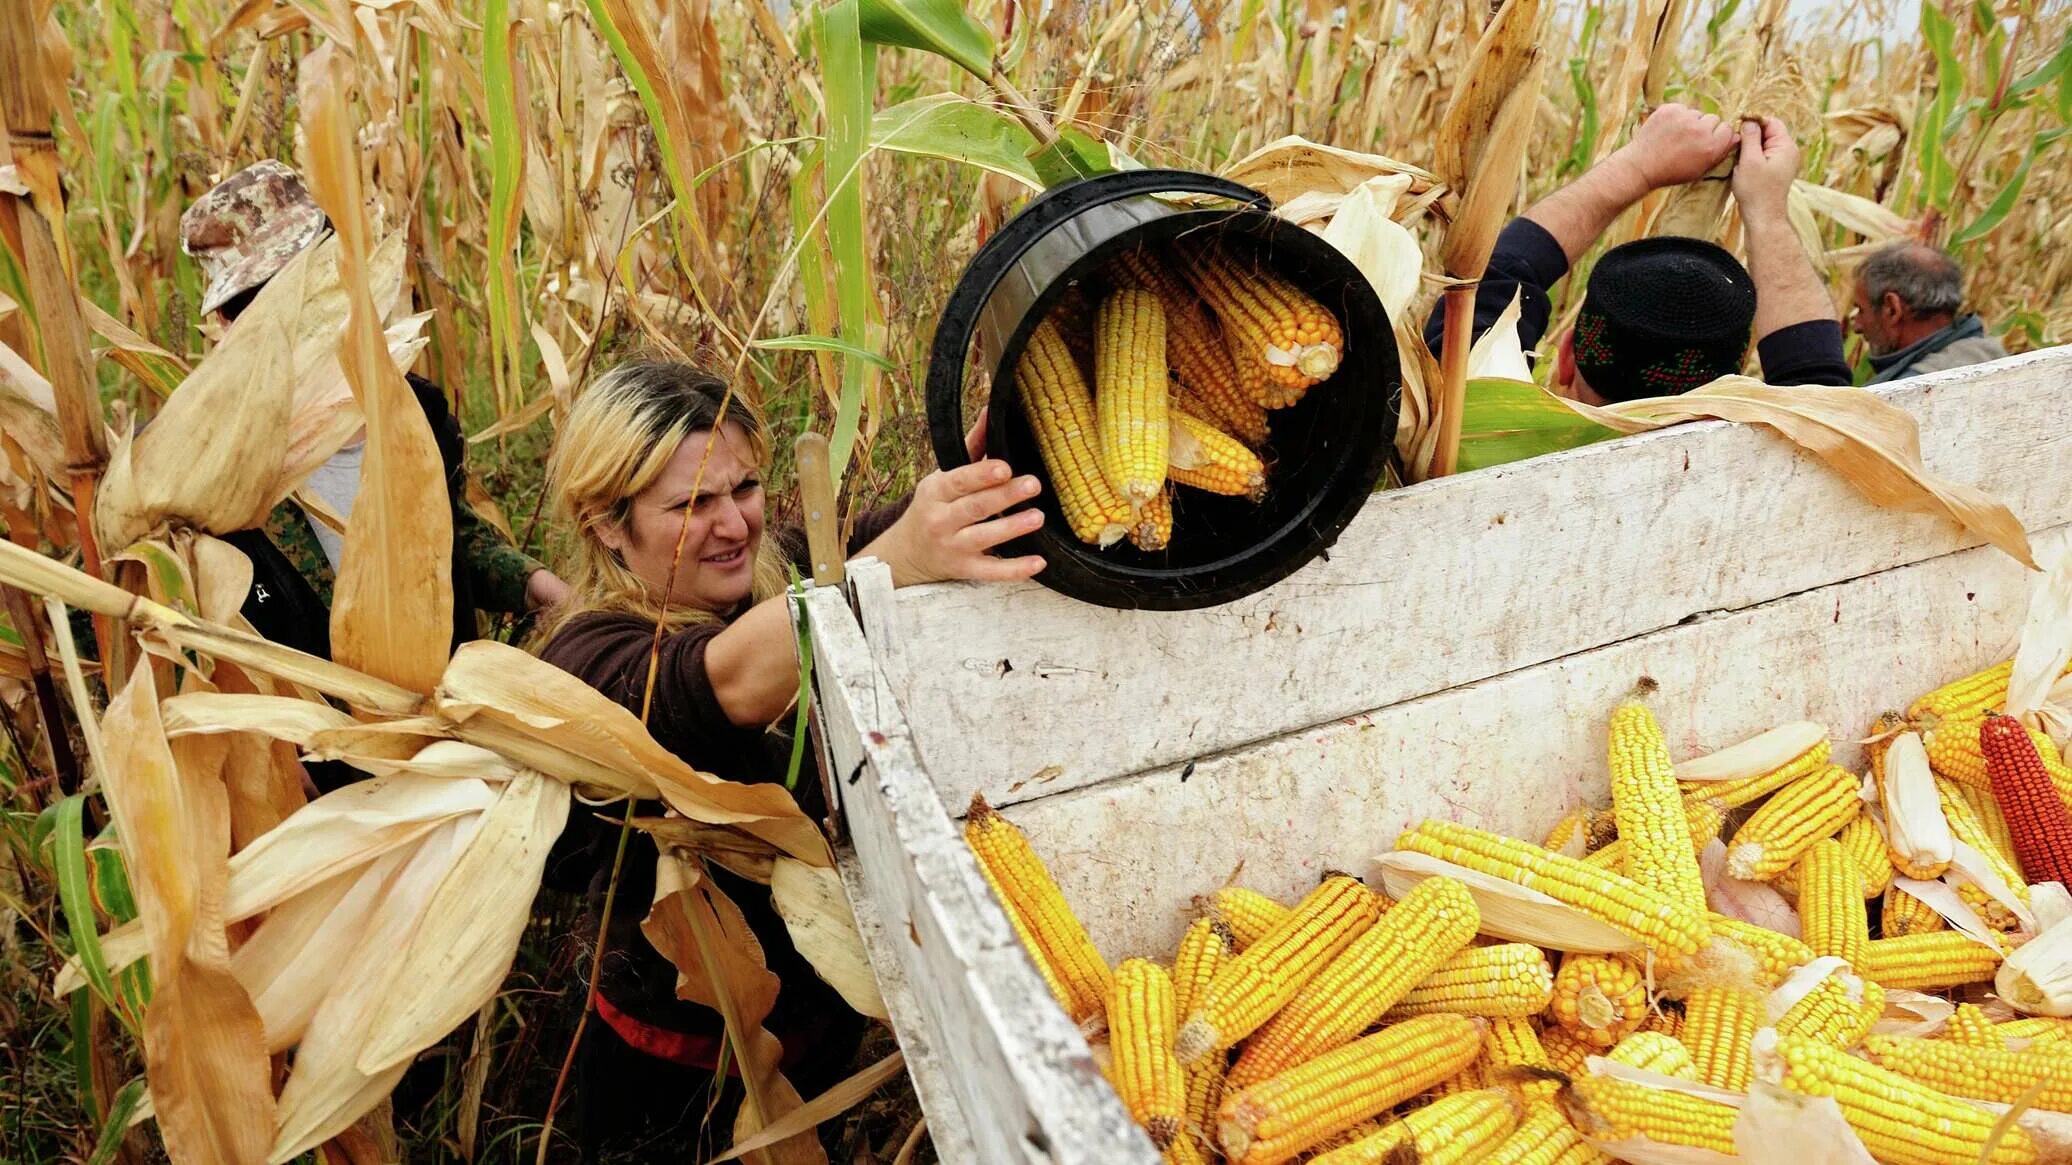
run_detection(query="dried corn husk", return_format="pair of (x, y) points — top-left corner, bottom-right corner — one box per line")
(771, 857), (889, 1021)
(1676, 722), (1827, 783)
(1373, 849), (1640, 952)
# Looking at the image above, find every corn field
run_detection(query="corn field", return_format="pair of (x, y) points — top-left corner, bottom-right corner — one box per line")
(0, 0), (2068, 1160)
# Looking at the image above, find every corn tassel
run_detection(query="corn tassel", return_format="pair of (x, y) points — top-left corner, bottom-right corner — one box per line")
(1228, 876), (1478, 1088)
(1725, 764), (1863, 881)
(1757, 1029), (2039, 1165)
(1177, 875), (1381, 1064)
(1094, 288), (1170, 512)
(1111, 959), (1186, 1147)
(1014, 320), (1134, 547)
(965, 793), (1111, 1031)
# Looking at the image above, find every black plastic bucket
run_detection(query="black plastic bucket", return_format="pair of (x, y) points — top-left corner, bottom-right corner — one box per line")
(924, 168), (1400, 610)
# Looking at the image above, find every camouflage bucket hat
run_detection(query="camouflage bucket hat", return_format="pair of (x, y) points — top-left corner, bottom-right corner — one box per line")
(180, 160), (329, 316)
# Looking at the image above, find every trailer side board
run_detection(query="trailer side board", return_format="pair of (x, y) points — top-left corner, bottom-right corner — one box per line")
(871, 349), (2072, 812)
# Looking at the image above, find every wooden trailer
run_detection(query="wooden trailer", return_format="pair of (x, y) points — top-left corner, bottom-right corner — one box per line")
(801, 347), (2072, 1164)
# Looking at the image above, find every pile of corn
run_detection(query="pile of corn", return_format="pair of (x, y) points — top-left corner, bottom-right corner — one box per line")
(967, 659), (2072, 1164)
(1014, 242), (1343, 552)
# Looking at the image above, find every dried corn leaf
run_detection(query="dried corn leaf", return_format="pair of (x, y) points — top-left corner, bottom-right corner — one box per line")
(224, 774), (500, 922)
(770, 856), (888, 1021)
(230, 851), (405, 1052)
(55, 918), (149, 996)
(0, 338), (63, 476)
(316, 739), (522, 782)
(2007, 547), (2072, 726)
(712, 1052), (909, 1163)
(162, 692), (358, 744)
(304, 717), (455, 764)
(436, 641), (830, 863)
(277, 307), (430, 506)
(101, 661), (273, 1164)
(301, 44), (452, 695)
(1317, 173), (1422, 324)
(1793, 180), (1912, 242)
(93, 239), (303, 554)
(149, 618), (422, 716)
(1221, 135), (1440, 207)
(187, 533), (256, 627)
(358, 770), (569, 1072)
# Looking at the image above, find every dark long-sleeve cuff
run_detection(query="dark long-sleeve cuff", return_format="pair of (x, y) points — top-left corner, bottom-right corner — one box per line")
(1755, 319), (1853, 387)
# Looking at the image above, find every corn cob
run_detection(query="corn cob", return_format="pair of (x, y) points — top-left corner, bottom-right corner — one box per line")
(1186, 249), (1345, 408)
(1580, 799), (1722, 874)
(1864, 932), (2006, 991)
(1107, 247), (1270, 446)
(1171, 920), (1232, 1163)
(1165, 1135), (1206, 1165)
(1774, 969), (1883, 1049)
(1559, 1072), (1741, 1155)
(1998, 1017), (2072, 1046)
(1209, 887), (1292, 951)
(1681, 737), (1831, 809)
(1167, 408), (1268, 500)
(1111, 959), (1186, 1147)
(1882, 730), (1956, 879)
(1129, 487), (1173, 551)
(1908, 660), (2017, 724)
(1796, 840), (1871, 969)
(1549, 954), (1647, 1050)
(1681, 985), (1764, 1091)
(1606, 701), (1710, 917)
(1306, 1120), (1386, 1157)
(1543, 809), (1591, 856)
(1927, 713), (2072, 800)
(1944, 1003), (2002, 1047)
(1693, 915), (1817, 989)
(1215, 1014), (1482, 1165)
(1394, 821), (1710, 960)
(1484, 1016), (1560, 1102)
(1642, 1004), (1686, 1041)
(1483, 1102), (1606, 1165)
(1541, 1023), (1594, 1077)
(1958, 779), (2022, 862)
(965, 794), (1112, 1031)
(1836, 813), (1896, 897)
(1603, 1030), (1699, 1078)
(1177, 874), (1381, 1064)
(1427, 1058), (1491, 1100)
(1094, 288), (1170, 513)
(1014, 320), (1134, 548)
(1385, 942), (1555, 1020)
(1725, 764), (1863, 881)
(1881, 883), (1948, 937)
(1757, 1029), (2039, 1165)
(1228, 876), (1479, 1088)
(1863, 1032), (2072, 1110)
(1983, 712), (2072, 889)
(1042, 283), (1099, 377)
(1307, 1089), (1520, 1165)
(986, 860), (1079, 1021)
(1937, 774), (2031, 928)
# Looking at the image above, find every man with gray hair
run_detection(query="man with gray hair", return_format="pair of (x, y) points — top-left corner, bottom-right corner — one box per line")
(1850, 241), (2008, 382)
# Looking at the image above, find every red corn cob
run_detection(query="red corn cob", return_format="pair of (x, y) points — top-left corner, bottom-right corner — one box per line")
(1982, 712), (2072, 889)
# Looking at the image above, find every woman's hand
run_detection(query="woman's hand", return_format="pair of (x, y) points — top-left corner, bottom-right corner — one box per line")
(865, 406), (1048, 586)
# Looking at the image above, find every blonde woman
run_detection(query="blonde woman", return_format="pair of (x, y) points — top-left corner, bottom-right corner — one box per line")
(537, 360), (1043, 1154)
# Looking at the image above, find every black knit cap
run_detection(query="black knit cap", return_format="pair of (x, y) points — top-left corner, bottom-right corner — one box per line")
(1572, 237), (1757, 401)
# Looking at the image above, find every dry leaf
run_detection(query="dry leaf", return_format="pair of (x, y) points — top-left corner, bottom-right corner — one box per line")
(1465, 290), (1533, 382)
(162, 692), (359, 745)
(230, 851), (406, 1052)
(1374, 850), (1641, 951)
(1793, 180), (1913, 242)
(1733, 1082), (1878, 1164)
(711, 1052), (908, 1163)
(770, 857), (888, 1021)
(1317, 174), (1423, 324)
(1221, 135), (1441, 206)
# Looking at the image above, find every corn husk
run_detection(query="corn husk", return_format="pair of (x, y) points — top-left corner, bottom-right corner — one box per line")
(1315, 173), (1422, 324)
(1890, 875), (2002, 949)
(1221, 135), (1441, 208)
(770, 856), (888, 1021)
(161, 692), (358, 744)
(1701, 838), (1801, 935)
(1676, 722), (1827, 783)
(231, 850), (408, 1052)
(1998, 914), (2072, 1017)
(1792, 179), (1913, 242)
(1732, 1081), (1879, 1165)
(1465, 290), (1533, 382)
(1373, 849), (1641, 952)
(2007, 547), (2072, 733)
(1871, 988), (1955, 1037)
(1764, 955), (1852, 1022)
(1945, 840), (2036, 931)
(1877, 733), (1954, 877)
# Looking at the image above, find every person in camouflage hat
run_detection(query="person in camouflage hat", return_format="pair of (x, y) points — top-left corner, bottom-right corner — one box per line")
(183, 161), (568, 770)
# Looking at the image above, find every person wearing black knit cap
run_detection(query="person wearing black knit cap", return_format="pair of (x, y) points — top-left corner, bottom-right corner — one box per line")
(1424, 104), (1851, 402)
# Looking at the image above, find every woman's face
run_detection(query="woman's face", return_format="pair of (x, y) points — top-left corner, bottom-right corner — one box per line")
(602, 422), (766, 612)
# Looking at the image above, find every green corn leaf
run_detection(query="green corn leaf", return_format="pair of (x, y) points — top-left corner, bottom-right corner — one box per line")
(89, 833), (152, 1015)
(1706, 0), (1744, 48)
(856, 0), (995, 79)
(752, 334), (898, 371)
(1026, 128), (1114, 188)
(1950, 133), (2058, 245)
(1917, 1), (1964, 211)
(86, 1077), (149, 1165)
(819, 0), (881, 481)
(483, 0), (526, 416)
(871, 92), (1044, 189)
(1455, 379), (1619, 472)
(1560, 9), (1604, 178)
(2006, 28), (2072, 99)
(70, 991), (98, 1125)
(53, 796), (116, 1012)
(786, 575), (814, 793)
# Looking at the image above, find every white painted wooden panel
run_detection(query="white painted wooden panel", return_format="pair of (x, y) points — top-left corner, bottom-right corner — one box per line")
(805, 578), (1158, 1165)
(876, 348), (2072, 812)
(1003, 526), (2068, 961)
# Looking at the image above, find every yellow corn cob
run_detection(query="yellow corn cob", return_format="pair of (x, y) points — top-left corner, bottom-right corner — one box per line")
(1108, 247), (1270, 446)
(1484, 1017), (1560, 1102)
(1306, 1120), (1386, 1156)
(1925, 715), (2072, 801)
(1549, 954), (1648, 1050)
(1992, 1017), (2072, 1046)
(1796, 839), (1871, 969)
(1543, 809), (1592, 856)
(1187, 249), (1345, 407)
(1863, 1033), (2072, 1110)
(1385, 942), (1555, 1020)
(1607, 700), (1709, 917)
(1836, 813), (1896, 897)
(965, 794), (1112, 1031)
(1952, 779), (2019, 860)
(1775, 969), (1883, 1049)
(1935, 774), (2030, 926)
(1908, 660), (2017, 723)
(985, 860), (1079, 1021)
(1177, 875), (1381, 1064)
(1681, 737), (1831, 809)
(1580, 799), (1723, 874)
(1228, 876), (1479, 1088)
(1014, 320), (1134, 548)
(1881, 883), (1948, 938)
(1560, 1072), (1741, 1155)
(1863, 932), (2005, 991)
(1165, 1135), (1206, 1165)
(1698, 915), (1817, 988)
(1129, 487), (1173, 551)
(1540, 1022), (1594, 1075)
(1427, 1058), (1492, 1100)
(1307, 1089), (1520, 1165)
(1943, 1002), (2001, 1047)
(1111, 959), (1186, 1148)
(1483, 1102), (1606, 1165)
(1603, 1030), (1699, 1079)
(1394, 821), (1711, 960)
(1167, 408), (1268, 500)
(1759, 1030), (2039, 1165)
(1215, 1014), (1483, 1165)
(1094, 288), (1170, 512)
(1682, 986), (1764, 1091)
(1725, 764), (1864, 881)
(1642, 1005), (1686, 1041)
(1208, 887), (1294, 951)
(1171, 920), (1232, 1164)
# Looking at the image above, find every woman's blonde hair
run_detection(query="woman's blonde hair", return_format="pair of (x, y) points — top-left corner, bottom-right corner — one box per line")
(537, 360), (788, 643)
